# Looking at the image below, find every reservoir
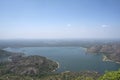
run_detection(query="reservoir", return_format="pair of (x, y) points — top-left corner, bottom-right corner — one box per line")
(4, 47), (120, 73)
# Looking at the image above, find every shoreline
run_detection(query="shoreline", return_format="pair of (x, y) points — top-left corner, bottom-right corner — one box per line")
(56, 61), (60, 69)
(52, 60), (60, 72)
(3, 47), (60, 72)
(102, 54), (120, 64)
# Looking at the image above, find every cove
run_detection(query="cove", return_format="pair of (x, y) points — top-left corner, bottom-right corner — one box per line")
(4, 47), (120, 73)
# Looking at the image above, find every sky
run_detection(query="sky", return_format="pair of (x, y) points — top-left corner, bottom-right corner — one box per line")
(0, 0), (120, 39)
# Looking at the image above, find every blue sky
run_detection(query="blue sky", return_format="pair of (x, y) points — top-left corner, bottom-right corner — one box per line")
(0, 0), (120, 39)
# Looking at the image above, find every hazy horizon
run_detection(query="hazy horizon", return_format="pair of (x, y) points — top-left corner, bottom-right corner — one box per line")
(0, 0), (120, 39)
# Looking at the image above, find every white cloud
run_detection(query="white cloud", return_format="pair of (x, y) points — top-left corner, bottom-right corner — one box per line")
(67, 24), (71, 27)
(101, 25), (109, 28)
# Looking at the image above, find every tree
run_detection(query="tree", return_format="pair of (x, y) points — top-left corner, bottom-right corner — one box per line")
(98, 69), (120, 80)
(75, 76), (94, 80)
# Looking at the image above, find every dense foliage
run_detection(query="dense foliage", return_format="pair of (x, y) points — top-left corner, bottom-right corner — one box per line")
(1, 68), (120, 80)
(0, 71), (99, 80)
(98, 69), (120, 80)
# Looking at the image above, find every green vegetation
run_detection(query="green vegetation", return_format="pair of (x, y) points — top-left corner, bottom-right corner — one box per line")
(0, 71), (100, 80)
(75, 76), (94, 80)
(1, 70), (120, 80)
(98, 69), (120, 80)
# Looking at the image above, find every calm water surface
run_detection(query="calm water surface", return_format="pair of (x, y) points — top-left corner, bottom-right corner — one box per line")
(4, 47), (120, 73)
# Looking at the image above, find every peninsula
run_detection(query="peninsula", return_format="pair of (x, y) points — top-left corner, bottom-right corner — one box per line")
(86, 42), (120, 63)
(0, 49), (58, 76)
